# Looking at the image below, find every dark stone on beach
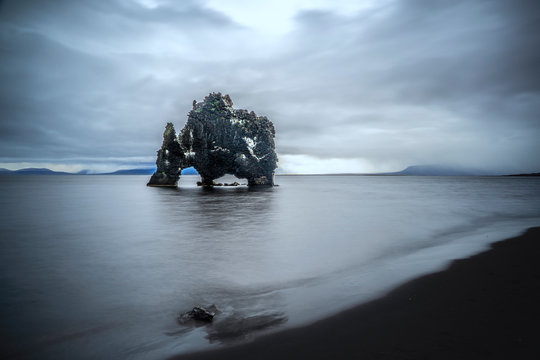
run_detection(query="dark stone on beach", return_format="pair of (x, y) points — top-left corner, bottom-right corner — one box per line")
(179, 306), (217, 324)
(148, 93), (278, 187)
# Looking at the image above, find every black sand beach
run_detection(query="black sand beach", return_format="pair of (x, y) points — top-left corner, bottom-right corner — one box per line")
(174, 227), (540, 360)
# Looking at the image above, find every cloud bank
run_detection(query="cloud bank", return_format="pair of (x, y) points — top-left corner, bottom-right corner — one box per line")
(1, 0), (539, 173)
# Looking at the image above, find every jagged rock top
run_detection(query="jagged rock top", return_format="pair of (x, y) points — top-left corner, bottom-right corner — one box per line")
(148, 92), (277, 187)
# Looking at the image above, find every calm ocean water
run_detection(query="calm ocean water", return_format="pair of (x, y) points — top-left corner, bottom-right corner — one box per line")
(1, 175), (539, 359)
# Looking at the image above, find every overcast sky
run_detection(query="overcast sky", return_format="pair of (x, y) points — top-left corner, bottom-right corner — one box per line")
(1, 0), (539, 174)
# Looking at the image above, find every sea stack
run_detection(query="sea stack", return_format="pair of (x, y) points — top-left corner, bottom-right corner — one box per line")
(147, 92), (278, 187)
(146, 122), (183, 187)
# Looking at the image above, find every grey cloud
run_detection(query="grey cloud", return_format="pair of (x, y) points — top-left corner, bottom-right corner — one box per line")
(0, 0), (539, 173)
(237, 0), (540, 171)
(0, 29), (139, 158)
(1, 0), (237, 34)
(0, 0), (240, 160)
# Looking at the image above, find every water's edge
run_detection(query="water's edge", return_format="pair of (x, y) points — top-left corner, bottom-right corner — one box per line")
(170, 218), (540, 357)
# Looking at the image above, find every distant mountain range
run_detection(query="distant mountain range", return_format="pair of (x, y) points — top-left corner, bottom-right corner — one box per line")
(508, 172), (540, 177)
(102, 168), (156, 175)
(0, 168), (73, 175)
(378, 165), (497, 176)
(0, 166), (200, 175)
(0, 167), (155, 175)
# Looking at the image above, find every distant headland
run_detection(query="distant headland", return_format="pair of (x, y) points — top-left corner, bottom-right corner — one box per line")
(147, 92), (278, 187)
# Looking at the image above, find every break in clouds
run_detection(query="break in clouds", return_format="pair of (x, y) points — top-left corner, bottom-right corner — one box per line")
(0, 0), (539, 174)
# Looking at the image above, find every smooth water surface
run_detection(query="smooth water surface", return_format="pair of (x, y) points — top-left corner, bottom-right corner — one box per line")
(1, 175), (539, 359)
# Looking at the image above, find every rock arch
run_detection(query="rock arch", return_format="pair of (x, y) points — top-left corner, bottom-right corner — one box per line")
(147, 92), (278, 187)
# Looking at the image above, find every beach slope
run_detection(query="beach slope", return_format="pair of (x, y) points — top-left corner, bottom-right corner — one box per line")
(173, 227), (540, 360)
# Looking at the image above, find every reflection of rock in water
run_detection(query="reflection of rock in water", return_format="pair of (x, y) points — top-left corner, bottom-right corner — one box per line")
(191, 186), (275, 233)
(206, 311), (287, 343)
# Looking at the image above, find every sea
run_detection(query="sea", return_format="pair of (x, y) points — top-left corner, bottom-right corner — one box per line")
(1, 175), (539, 359)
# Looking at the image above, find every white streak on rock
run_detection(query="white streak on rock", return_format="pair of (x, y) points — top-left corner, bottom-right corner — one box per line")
(243, 137), (263, 161)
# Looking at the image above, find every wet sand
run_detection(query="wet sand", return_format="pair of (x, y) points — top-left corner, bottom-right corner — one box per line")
(173, 227), (540, 360)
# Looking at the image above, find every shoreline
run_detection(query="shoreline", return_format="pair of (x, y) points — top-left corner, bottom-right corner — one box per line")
(172, 227), (540, 360)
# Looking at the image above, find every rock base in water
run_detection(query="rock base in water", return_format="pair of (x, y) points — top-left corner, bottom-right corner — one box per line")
(196, 181), (242, 187)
